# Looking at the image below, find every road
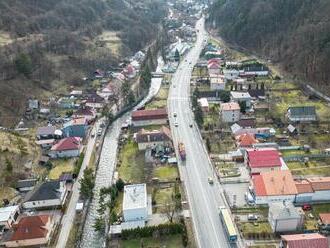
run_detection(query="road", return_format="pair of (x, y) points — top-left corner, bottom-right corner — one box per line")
(56, 122), (99, 248)
(168, 18), (241, 248)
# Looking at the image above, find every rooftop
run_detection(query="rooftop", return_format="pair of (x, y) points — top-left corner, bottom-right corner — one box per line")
(288, 106), (316, 117)
(136, 126), (172, 143)
(36, 126), (56, 136)
(198, 98), (209, 107)
(51, 137), (81, 151)
(269, 201), (302, 220)
(9, 215), (51, 241)
(16, 179), (37, 189)
(307, 177), (330, 191)
(24, 180), (63, 202)
(295, 180), (314, 193)
(246, 148), (281, 168)
(123, 184), (147, 210)
(253, 170), (298, 196)
(0, 206), (19, 222)
(281, 233), (328, 248)
(231, 91), (251, 99)
(132, 108), (168, 121)
(236, 133), (258, 147)
(221, 102), (240, 111)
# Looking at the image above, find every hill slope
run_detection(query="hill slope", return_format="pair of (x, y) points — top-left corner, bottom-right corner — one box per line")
(0, 0), (166, 126)
(209, 0), (330, 89)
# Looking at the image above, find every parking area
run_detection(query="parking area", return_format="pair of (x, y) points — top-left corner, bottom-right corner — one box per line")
(223, 182), (249, 207)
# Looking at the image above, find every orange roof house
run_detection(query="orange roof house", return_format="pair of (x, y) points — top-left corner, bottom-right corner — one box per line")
(236, 133), (258, 147)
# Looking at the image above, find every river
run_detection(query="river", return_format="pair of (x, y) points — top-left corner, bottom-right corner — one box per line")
(80, 57), (164, 248)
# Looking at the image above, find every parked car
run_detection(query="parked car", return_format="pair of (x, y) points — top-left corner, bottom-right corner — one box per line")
(302, 204), (312, 211)
(174, 122), (179, 127)
(247, 214), (258, 221)
(208, 177), (214, 184)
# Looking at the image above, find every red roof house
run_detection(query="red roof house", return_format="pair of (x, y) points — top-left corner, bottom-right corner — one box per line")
(245, 148), (281, 174)
(280, 233), (328, 248)
(49, 137), (81, 158)
(4, 215), (53, 247)
(132, 108), (168, 127)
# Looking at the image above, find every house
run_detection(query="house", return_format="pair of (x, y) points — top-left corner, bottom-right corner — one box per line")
(207, 61), (221, 75)
(319, 213), (330, 232)
(62, 117), (88, 138)
(85, 93), (105, 109)
(0, 206), (20, 230)
(135, 126), (172, 150)
(210, 75), (225, 90)
(123, 64), (137, 79)
(251, 170), (298, 205)
(23, 180), (68, 209)
(295, 177), (330, 203)
(236, 133), (258, 148)
(28, 99), (39, 110)
(3, 215), (54, 247)
(220, 102), (240, 123)
(230, 91), (252, 108)
(231, 124), (275, 138)
(123, 184), (149, 224)
(72, 106), (96, 122)
(287, 106), (316, 122)
(36, 126), (56, 140)
(69, 90), (83, 97)
(16, 179), (37, 192)
(268, 201), (304, 233)
(97, 83), (115, 100)
(223, 69), (240, 81)
(57, 97), (75, 109)
(242, 64), (269, 77)
(198, 98), (209, 112)
(245, 148), (282, 175)
(237, 117), (256, 128)
(49, 137), (81, 159)
(280, 233), (328, 248)
(131, 108), (168, 127)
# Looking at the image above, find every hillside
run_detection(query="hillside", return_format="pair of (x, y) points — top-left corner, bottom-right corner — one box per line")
(208, 0), (330, 90)
(0, 0), (166, 127)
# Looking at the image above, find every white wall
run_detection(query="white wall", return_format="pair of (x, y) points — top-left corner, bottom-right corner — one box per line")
(312, 190), (330, 201)
(23, 199), (62, 209)
(138, 141), (171, 151)
(250, 166), (280, 175)
(270, 218), (301, 233)
(49, 149), (80, 158)
(221, 109), (240, 123)
(123, 207), (148, 222)
(255, 194), (296, 205)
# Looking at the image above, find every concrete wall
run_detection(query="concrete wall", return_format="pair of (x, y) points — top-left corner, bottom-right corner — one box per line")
(132, 119), (167, 127)
(255, 194), (296, 205)
(49, 149), (80, 158)
(23, 199), (62, 209)
(250, 166), (280, 175)
(312, 190), (330, 201)
(269, 217), (301, 233)
(5, 237), (48, 247)
(123, 207), (148, 222)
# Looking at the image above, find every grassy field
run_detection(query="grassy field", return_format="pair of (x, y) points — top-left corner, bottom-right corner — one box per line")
(48, 159), (74, 180)
(291, 166), (330, 176)
(239, 221), (273, 238)
(145, 86), (169, 110)
(120, 234), (183, 248)
(153, 166), (178, 181)
(117, 140), (145, 183)
(154, 187), (175, 213)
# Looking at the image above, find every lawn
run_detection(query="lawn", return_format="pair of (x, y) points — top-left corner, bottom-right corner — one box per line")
(239, 221), (273, 239)
(153, 166), (179, 181)
(312, 203), (330, 217)
(291, 166), (330, 176)
(117, 140), (145, 183)
(120, 234), (183, 248)
(48, 159), (75, 180)
(113, 191), (124, 216)
(153, 187), (175, 213)
(145, 99), (167, 109)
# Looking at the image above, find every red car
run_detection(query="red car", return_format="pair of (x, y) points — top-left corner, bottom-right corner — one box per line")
(302, 204), (312, 211)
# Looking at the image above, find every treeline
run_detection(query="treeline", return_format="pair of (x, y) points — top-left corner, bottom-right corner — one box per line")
(208, 0), (330, 91)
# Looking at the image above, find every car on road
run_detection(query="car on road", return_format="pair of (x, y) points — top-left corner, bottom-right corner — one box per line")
(91, 132), (95, 138)
(247, 214), (258, 221)
(189, 124), (193, 128)
(208, 177), (214, 184)
(97, 129), (102, 136)
(173, 112), (177, 117)
(174, 122), (179, 127)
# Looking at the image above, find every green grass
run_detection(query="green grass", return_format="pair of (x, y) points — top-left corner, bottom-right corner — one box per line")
(145, 99), (167, 109)
(153, 166), (178, 181)
(312, 203), (330, 217)
(120, 234), (183, 248)
(291, 166), (330, 176)
(113, 191), (123, 216)
(48, 159), (74, 180)
(118, 140), (145, 183)
(240, 221), (273, 235)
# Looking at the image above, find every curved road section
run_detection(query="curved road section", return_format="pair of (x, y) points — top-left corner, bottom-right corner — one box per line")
(168, 18), (233, 248)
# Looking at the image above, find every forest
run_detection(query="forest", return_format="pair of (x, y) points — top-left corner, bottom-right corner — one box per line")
(0, 0), (166, 126)
(208, 0), (330, 91)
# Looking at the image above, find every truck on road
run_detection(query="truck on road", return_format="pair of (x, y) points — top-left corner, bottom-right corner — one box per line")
(219, 206), (238, 243)
(178, 142), (186, 161)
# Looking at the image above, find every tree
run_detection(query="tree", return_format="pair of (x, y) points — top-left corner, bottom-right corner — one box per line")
(164, 197), (176, 223)
(174, 49), (180, 62)
(93, 217), (105, 232)
(115, 178), (125, 191)
(239, 101), (247, 113)
(140, 65), (152, 89)
(206, 138), (211, 152)
(219, 90), (230, 102)
(15, 53), (32, 77)
(194, 104), (204, 128)
(79, 168), (95, 199)
(5, 157), (13, 172)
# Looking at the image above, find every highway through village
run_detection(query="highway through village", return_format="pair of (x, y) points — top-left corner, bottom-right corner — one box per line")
(168, 17), (241, 248)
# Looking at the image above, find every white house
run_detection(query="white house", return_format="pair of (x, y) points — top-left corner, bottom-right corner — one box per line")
(0, 206), (20, 230)
(223, 69), (240, 81)
(210, 75), (225, 90)
(220, 102), (240, 123)
(49, 137), (81, 159)
(123, 184), (148, 222)
(295, 177), (330, 203)
(268, 201), (304, 233)
(230, 91), (252, 108)
(251, 170), (298, 205)
(23, 181), (68, 210)
(198, 98), (209, 112)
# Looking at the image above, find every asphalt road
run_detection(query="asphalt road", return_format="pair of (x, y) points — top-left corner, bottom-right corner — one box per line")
(168, 18), (240, 248)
